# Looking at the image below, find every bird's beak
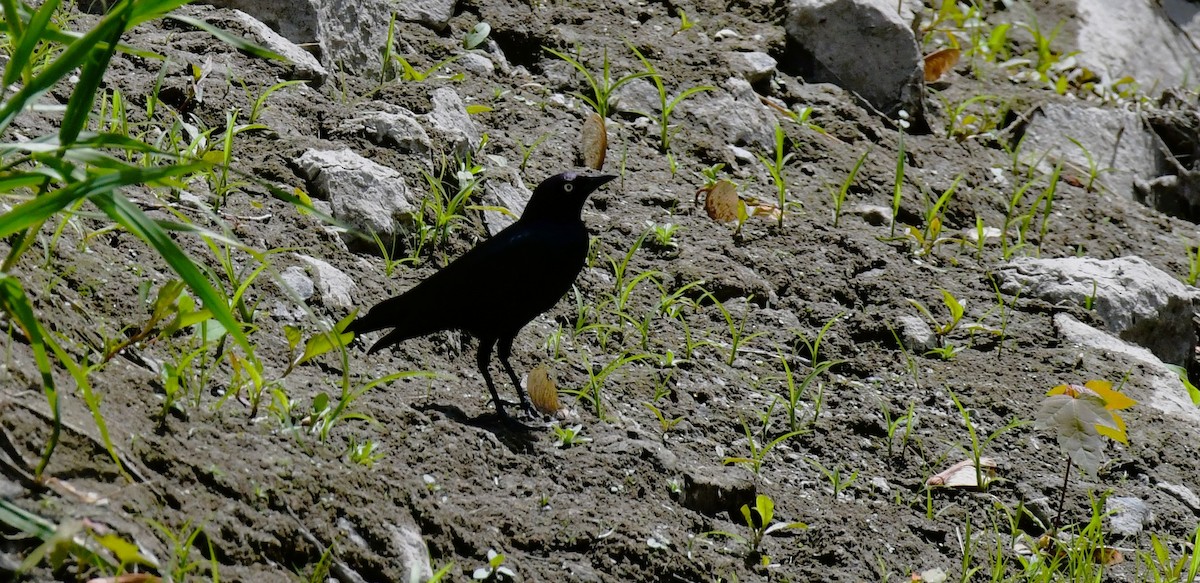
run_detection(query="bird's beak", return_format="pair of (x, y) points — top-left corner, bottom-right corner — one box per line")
(589, 174), (618, 188)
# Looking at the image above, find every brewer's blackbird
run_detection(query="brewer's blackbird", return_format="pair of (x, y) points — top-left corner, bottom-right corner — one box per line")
(346, 170), (617, 418)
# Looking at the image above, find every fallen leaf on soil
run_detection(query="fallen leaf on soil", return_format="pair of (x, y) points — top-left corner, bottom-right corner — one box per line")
(527, 365), (562, 415)
(581, 112), (607, 170)
(87, 573), (161, 583)
(925, 457), (996, 489)
(748, 202), (781, 221)
(911, 567), (948, 582)
(923, 48), (960, 82)
(45, 477), (106, 504)
(702, 180), (743, 223)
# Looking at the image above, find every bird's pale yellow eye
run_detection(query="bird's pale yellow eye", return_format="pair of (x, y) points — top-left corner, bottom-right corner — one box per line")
(563, 182), (574, 193)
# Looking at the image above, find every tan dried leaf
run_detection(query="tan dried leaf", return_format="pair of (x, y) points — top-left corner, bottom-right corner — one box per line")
(527, 364), (562, 415)
(925, 457), (997, 489)
(704, 180), (742, 222)
(749, 202), (782, 221)
(86, 574), (161, 583)
(923, 47), (961, 82)
(581, 112), (607, 170)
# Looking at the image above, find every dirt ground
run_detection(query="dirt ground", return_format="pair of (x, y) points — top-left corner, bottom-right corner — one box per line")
(2, 0), (1200, 581)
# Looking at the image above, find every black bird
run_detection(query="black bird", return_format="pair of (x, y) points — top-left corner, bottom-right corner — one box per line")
(346, 170), (617, 418)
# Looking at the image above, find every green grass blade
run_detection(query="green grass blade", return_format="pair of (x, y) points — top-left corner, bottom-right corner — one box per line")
(0, 0), (25, 41)
(88, 189), (253, 354)
(0, 173), (51, 192)
(3, 0), (62, 87)
(60, 4), (129, 146)
(166, 14), (288, 61)
(0, 0), (127, 134)
(0, 499), (57, 540)
(0, 161), (208, 238)
(0, 274), (62, 478)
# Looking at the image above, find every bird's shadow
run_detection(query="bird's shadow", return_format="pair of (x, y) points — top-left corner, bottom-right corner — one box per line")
(415, 403), (540, 453)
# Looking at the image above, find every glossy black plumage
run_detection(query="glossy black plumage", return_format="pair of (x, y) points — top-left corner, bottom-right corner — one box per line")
(346, 171), (617, 418)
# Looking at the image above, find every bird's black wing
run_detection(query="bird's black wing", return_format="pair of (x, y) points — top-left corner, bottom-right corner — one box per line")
(347, 219), (585, 352)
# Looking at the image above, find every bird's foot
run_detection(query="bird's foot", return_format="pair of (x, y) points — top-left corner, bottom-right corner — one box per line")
(520, 401), (541, 421)
(485, 402), (534, 430)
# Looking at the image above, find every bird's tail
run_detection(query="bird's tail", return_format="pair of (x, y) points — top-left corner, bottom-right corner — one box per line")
(344, 291), (448, 353)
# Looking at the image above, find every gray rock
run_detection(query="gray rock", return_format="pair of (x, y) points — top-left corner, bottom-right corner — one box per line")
(194, 0), (442, 74)
(896, 315), (936, 353)
(458, 51), (495, 76)
(1105, 496), (1153, 536)
(729, 51), (778, 85)
(611, 78), (662, 116)
(1020, 103), (1161, 198)
(223, 8), (326, 82)
(296, 148), (419, 249)
(1072, 0), (1200, 94)
(296, 255), (356, 310)
(191, 1), (319, 55)
(422, 87), (480, 154)
(869, 476), (891, 495)
(1134, 167), (1200, 220)
(1053, 313), (1200, 422)
(727, 145), (756, 165)
(999, 256), (1197, 365)
(680, 465), (756, 517)
(279, 265), (315, 301)
(480, 165), (531, 235)
(1158, 481), (1200, 512)
(682, 77), (776, 149)
(784, 0), (923, 117)
(384, 521), (433, 582)
(339, 102), (432, 153)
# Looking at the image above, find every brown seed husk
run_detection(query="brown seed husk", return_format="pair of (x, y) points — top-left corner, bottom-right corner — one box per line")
(527, 364), (562, 415)
(581, 112), (607, 170)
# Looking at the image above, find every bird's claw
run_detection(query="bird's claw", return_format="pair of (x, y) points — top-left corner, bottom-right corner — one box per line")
(520, 401), (540, 421)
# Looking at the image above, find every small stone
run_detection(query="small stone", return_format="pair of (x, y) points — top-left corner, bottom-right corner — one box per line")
(1106, 496), (1153, 536)
(680, 465), (756, 518)
(869, 477), (891, 495)
(280, 266), (315, 301)
(730, 51), (778, 84)
(296, 255), (356, 310)
(1158, 482), (1200, 512)
(458, 52), (495, 76)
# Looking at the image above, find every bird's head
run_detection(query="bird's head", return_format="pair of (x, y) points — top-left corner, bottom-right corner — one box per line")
(520, 171), (617, 222)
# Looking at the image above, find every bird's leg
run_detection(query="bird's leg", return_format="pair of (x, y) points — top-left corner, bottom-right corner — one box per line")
(476, 337), (509, 418)
(498, 335), (535, 417)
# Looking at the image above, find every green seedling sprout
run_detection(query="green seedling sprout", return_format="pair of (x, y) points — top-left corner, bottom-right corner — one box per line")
(808, 458), (859, 497)
(552, 424), (592, 448)
(692, 494), (805, 565)
(890, 109), (911, 237)
(908, 288), (966, 348)
(542, 45), (652, 119)
(472, 548), (515, 581)
(627, 42), (714, 155)
(831, 147), (869, 228)
(724, 407), (804, 475)
(756, 123), (795, 228)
